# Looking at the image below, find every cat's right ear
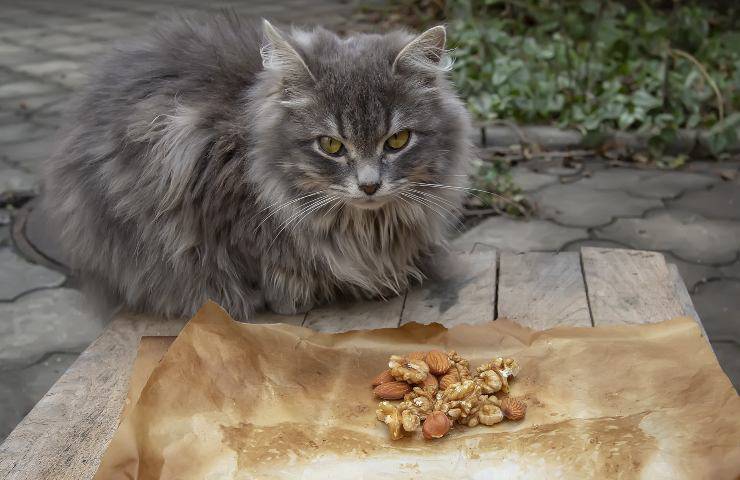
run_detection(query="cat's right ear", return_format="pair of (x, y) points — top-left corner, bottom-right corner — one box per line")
(392, 25), (451, 74)
(260, 19), (315, 82)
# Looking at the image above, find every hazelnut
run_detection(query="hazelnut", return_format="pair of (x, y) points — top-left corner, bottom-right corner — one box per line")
(422, 411), (452, 440)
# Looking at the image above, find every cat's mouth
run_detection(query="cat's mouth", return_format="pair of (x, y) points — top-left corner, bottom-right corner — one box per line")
(349, 196), (391, 210)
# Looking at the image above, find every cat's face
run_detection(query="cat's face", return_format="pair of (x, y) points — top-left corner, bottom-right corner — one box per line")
(251, 23), (471, 211)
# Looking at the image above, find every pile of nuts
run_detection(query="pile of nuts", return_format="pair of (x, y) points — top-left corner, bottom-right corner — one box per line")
(373, 350), (526, 440)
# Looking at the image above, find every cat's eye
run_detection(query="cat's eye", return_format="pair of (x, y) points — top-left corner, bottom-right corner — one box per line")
(385, 129), (410, 151)
(318, 136), (344, 155)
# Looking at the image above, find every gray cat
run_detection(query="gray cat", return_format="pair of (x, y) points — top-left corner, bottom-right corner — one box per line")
(43, 13), (473, 321)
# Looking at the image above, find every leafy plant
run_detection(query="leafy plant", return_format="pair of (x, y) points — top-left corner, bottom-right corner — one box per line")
(374, 1), (738, 158)
(445, 0), (738, 156)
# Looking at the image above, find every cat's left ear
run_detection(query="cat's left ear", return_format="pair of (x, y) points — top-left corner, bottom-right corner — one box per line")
(392, 25), (449, 73)
(261, 19), (315, 82)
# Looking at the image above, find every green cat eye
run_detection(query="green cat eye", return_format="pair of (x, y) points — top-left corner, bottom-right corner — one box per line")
(319, 136), (343, 155)
(385, 129), (410, 151)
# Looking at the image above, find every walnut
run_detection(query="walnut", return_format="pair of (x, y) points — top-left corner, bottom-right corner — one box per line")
(432, 380), (487, 425)
(476, 369), (503, 394)
(399, 386), (435, 419)
(389, 355), (429, 384)
(447, 351), (472, 381)
(443, 379), (478, 401)
(477, 357), (519, 394)
(478, 403), (504, 426)
(465, 416), (480, 427)
(376, 401), (404, 440)
(401, 408), (421, 432)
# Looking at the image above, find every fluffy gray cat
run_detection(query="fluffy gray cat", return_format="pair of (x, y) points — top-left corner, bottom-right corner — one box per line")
(43, 13), (473, 321)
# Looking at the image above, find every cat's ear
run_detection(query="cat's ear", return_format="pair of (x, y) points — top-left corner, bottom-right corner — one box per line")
(392, 25), (450, 73)
(260, 19), (315, 81)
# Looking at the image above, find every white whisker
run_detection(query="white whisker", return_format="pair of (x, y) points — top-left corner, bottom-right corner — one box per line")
(267, 195), (331, 250)
(254, 190), (325, 229)
(410, 182), (527, 215)
(288, 196), (338, 234)
(401, 191), (462, 233)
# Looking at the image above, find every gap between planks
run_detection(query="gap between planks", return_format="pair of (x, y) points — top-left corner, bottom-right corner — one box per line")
(496, 251), (592, 329)
(294, 250), (498, 333)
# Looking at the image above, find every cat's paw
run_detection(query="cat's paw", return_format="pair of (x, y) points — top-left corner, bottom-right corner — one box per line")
(267, 300), (313, 316)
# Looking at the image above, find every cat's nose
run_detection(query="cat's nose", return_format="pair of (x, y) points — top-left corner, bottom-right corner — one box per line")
(359, 182), (381, 196)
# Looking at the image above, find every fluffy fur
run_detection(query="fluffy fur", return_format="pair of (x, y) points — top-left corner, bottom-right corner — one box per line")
(44, 13), (473, 320)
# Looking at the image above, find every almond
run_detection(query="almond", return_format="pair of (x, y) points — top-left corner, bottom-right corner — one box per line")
(438, 370), (460, 390)
(373, 381), (412, 400)
(371, 369), (395, 387)
(500, 397), (527, 421)
(422, 411), (452, 439)
(425, 350), (451, 375)
(407, 351), (426, 361)
(421, 373), (439, 391)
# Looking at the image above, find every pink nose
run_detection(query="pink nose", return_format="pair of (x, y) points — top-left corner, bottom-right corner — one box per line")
(359, 182), (380, 195)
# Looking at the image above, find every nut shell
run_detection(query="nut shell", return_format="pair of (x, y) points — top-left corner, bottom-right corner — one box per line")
(373, 381), (412, 400)
(500, 397), (527, 421)
(371, 369), (395, 387)
(422, 411), (452, 439)
(425, 350), (451, 376)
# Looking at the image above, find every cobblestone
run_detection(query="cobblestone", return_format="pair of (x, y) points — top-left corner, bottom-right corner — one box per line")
(532, 182), (661, 227)
(0, 122), (56, 144)
(509, 166), (557, 192)
(0, 165), (37, 193)
(595, 209), (740, 264)
(719, 260), (740, 279)
(0, 81), (60, 99)
(578, 168), (718, 199)
(691, 280), (740, 344)
(0, 352), (79, 441)
(668, 180), (740, 221)
(0, 210), (9, 247)
(711, 341), (740, 394)
(0, 288), (103, 368)
(0, 248), (65, 301)
(454, 216), (586, 252)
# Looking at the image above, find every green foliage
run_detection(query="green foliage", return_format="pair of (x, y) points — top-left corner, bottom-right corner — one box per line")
(445, 0), (739, 155)
(470, 157), (531, 215)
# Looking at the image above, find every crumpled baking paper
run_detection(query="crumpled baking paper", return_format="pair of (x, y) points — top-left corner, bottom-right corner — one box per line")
(95, 301), (740, 479)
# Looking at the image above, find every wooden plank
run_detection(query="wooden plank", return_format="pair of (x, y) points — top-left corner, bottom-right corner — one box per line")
(251, 310), (306, 325)
(400, 251), (496, 327)
(581, 247), (685, 326)
(666, 263), (710, 342)
(497, 251), (592, 329)
(0, 314), (186, 480)
(302, 295), (405, 333)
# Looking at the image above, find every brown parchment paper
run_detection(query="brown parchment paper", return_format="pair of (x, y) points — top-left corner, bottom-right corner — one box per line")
(95, 301), (740, 480)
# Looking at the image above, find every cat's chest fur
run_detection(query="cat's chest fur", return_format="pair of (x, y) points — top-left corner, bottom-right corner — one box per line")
(268, 203), (438, 305)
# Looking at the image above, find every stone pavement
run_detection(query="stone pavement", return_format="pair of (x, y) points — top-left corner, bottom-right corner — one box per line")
(0, 0), (738, 443)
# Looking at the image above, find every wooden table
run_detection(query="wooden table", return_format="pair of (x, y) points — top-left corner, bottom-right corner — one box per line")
(0, 247), (707, 479)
